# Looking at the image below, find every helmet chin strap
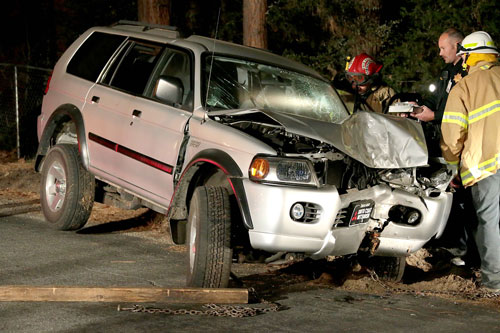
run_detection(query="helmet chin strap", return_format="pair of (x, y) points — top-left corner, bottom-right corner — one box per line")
(462, 54), (469, 71)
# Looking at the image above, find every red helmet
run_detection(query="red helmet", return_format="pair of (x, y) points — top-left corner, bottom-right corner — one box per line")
(346, 53), (382, 85)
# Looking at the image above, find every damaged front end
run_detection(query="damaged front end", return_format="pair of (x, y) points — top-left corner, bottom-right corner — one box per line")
(330, 159), (453, 258)
(213, 108), (453, 259)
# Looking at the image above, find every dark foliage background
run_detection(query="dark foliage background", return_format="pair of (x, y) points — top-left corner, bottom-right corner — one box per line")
(1, 0), (499, 98)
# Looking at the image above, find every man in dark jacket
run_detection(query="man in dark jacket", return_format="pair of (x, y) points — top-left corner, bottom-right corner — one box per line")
(411, 28), (467, 123)
(413, 28), (474, 267)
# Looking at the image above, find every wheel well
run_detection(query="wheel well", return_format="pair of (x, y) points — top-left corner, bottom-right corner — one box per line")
(35, 105), (87, 171)
(167, 162), (246, 246)
(53, 119), (78, 144)
(168, 163), (235, 220)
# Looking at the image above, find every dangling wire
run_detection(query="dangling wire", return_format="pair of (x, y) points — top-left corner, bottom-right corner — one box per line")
(204, 7), (221, 109)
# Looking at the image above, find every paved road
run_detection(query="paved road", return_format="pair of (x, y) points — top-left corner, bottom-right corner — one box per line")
(1, 211), (500, 332)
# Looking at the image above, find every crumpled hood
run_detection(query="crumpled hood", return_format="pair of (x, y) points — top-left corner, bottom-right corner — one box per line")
(218, 109), (428, 169)
(265, 110), (428, 168)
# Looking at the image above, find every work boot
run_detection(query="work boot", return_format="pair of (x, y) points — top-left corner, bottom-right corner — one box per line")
(450, 257), (466, 266)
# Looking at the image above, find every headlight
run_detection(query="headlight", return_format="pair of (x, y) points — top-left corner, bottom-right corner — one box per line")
(249, 156), (318, 186)
(276, 160), (311, 182)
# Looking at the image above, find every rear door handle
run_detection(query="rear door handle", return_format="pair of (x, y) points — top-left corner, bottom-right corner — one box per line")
(132, 109), (142, 117)
(91, 96), (100, 103)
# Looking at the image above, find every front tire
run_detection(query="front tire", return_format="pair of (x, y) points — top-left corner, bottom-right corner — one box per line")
(40, 144), (94, 230)
(370, 256), (406, 282)
(186, 186), (232, 288)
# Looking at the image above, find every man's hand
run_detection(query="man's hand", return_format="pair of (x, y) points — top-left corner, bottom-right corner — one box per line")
(450, 175), (462, 189)
(411, 105), (435, 122)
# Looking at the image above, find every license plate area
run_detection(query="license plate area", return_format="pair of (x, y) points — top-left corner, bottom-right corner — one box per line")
(347, 200), (374, 226)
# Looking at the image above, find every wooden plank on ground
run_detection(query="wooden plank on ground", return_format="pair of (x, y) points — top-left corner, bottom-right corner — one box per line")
(0, 199), (40, 217)
(0, 286), (248, 303)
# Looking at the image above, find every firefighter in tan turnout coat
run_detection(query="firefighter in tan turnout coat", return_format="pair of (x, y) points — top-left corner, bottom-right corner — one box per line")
(345, 53), (396, 114)
(440, 31), (500, 292)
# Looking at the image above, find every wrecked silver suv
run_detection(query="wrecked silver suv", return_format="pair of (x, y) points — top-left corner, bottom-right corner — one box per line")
(36, 21), (453, 288)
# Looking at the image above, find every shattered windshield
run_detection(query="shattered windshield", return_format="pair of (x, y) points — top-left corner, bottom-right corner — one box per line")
(202, 55), (349, 124)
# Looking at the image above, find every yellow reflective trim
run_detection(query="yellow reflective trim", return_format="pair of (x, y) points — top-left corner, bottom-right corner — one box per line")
(443, 111), (467, 120)
(460, 154), (500, 184)
(479, 156), (496, 168)
(461, 175), (474, 186)
(487, 41), (494, 46)
(461, 172), (473, 182)
(463, 42), (478, 48)
(442, 118), (468, 129)
(469, 100), (500, 124)
(462, 167), (498, 186)
(442, 111), (468, 129)
(445, 159), (459, 166)
(470, 108), (500, 123)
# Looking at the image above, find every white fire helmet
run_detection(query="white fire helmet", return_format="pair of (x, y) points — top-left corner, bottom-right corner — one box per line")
(456, 31), (499, 56)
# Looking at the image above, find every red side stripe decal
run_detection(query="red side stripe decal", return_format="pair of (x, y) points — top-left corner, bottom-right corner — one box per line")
(89, 132), (173, 174)
(89, 132), (116, 150)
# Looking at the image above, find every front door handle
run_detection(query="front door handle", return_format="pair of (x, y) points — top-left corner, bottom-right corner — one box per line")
(132, 109), (142, 118)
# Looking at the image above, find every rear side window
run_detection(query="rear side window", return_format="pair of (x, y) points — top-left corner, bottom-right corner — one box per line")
(67, 32), (126, 82)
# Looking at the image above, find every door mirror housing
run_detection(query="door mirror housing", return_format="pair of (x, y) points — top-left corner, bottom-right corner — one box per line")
(154, 75), (184, 106)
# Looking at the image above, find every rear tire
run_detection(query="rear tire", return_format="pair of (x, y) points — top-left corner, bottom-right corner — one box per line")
(186, 186), (232, 288)
(371, 256), (406, 282)
(40, 144), (94, 230)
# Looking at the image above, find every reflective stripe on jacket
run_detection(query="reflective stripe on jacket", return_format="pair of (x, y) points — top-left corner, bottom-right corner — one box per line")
(440, 61), (500, 187)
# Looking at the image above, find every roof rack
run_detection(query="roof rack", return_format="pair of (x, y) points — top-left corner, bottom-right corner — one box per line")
(112, 20), (178, 32)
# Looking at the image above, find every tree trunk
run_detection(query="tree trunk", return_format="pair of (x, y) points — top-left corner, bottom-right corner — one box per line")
(138, 0), (171, 25)
(243, 0), (267, 49)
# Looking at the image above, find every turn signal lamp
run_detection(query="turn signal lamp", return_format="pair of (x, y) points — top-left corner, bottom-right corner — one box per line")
(250, 157), (269, 179)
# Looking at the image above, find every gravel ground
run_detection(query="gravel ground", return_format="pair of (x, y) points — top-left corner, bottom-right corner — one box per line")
(1, 150), (499, 310)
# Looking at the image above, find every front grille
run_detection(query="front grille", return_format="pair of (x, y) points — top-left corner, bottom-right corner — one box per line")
(334, 207), (348, 227)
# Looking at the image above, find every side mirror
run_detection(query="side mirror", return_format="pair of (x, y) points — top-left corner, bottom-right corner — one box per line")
(154, 75), (184, 106)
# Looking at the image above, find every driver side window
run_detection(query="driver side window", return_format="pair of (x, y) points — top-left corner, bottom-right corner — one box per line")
(147, 48), (193, 111)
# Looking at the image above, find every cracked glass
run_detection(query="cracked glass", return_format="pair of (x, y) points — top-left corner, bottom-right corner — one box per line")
(203, 55), (349, 124)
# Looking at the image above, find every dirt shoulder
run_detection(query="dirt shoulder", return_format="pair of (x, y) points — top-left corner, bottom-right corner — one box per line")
(1, 150), (499, 310)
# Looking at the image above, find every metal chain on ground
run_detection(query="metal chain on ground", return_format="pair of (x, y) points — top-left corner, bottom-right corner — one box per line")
(367, 268), (500, 300)
(117, 288), (281, 317)
(118, 270), (499, 317)
(117, 302), (280, 317)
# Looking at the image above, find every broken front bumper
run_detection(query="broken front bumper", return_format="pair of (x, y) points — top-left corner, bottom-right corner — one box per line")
(244, 180), (452, 258)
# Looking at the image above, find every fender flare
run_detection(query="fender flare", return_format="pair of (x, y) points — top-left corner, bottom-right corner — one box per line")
(173, 149), (253, 229)
(35, 104), (89, 171)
